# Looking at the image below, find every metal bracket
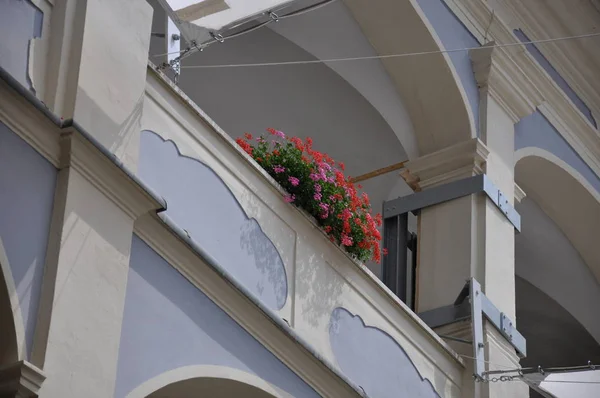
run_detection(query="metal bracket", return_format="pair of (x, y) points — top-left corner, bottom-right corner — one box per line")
(418, 278), (527, 381)
(383, 174), (521, 231)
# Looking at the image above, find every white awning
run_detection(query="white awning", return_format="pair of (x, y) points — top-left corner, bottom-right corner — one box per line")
(157, 0), (296, 44)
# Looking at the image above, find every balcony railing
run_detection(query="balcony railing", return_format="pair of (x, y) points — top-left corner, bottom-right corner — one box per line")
(138, 64), (465, 397)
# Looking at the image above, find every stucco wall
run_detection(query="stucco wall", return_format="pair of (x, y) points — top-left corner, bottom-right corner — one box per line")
(0, 121), (56, 358)
(115, 235), (319, 398)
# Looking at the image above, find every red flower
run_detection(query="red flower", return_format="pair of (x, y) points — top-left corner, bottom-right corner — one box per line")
(383, 248), (389, 256)
(290, 137), (304, 151)
(244, 133), (253, 140)
(235, 138), (253, 156)
(339, 162), (346, 171)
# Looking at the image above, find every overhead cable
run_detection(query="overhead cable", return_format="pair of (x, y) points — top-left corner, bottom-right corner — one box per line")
(179, 32), (600, 69)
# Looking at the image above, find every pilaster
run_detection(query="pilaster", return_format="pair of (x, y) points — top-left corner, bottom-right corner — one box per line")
(44, 0), (154, 170)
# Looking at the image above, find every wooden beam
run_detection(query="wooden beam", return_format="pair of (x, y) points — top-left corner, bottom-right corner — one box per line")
(350, 161), (407, 183)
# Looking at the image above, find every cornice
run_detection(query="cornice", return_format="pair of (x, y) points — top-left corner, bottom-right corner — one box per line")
(59, 131), (161, 219)
(443, 0), (600, 182)
(0, 79), (61, 167)
(470, 42), (542, 123)
(405, 138), (489, 189)
(514, 183), (526, 203)
(497, 0), (600, 123)
(0, 361), (45, 397)
(134, 213), (365, 398)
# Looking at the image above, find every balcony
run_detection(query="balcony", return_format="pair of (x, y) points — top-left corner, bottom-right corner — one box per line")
(135, 65), (465, 397)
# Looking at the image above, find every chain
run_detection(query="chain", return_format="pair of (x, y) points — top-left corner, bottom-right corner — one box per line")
(478, 374), (521, 383)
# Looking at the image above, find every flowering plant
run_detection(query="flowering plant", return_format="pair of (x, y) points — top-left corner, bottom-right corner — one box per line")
(236, 128), (383, 263)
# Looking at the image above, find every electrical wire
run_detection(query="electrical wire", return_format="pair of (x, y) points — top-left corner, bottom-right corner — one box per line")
(180, 31), (600, 69)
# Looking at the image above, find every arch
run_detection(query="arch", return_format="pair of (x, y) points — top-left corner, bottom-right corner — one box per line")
(515, 148), (600, 283)
(272, 0), (475, 157)
(126, 365), (289, 398)
(0, 238), (27, 365)
(343, 0), (476, 154)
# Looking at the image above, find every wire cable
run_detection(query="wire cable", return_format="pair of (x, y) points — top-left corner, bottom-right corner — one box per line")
(180, 32), (600, 69)
(151, 0), (339, 59)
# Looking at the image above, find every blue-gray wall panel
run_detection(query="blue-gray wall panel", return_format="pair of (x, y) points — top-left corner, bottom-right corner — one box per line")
(417, 0), (480, 133)
(514, 29), (596, 128)
(0, 121), (56, 357)
(115, 235), (319, 398)
(0, 0), (43, 90)
(330, 307), (441, 398)
(138, 130), (287, 310)
(515, 110), (600, 194)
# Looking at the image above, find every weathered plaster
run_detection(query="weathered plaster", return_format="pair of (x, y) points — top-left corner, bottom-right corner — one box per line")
(0, 0), (43, 91)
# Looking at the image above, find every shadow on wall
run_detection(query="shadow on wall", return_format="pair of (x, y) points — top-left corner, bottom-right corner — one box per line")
(329, 307), (441, 398)
(116, 236), (319, 398)
(138, 130), (287, 310)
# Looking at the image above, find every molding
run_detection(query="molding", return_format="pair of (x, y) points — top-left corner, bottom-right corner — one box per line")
(133, 214), (365, 398)
(514, 183), (526, 203)
(0, 79), (61, 167)
(405, 138), (489, 189)
(0, 361), (45, 397)
(443, 0), (600, 179)
(470, 42), (542, 123)
(59, 131), (160, 219)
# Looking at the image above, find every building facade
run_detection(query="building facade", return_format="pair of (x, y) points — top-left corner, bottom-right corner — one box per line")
(0, 0), (599, 397)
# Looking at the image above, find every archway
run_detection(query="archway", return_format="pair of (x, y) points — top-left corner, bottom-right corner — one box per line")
(126, 365), (288, 398)
(515, 150), (600, 397)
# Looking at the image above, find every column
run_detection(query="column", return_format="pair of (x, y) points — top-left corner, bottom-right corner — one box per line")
(407, 44), (538, 398)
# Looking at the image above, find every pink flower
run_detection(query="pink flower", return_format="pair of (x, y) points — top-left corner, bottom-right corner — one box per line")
(314, 192), (322, 201)
(341, 234), (353, 246)
(314, 183), (322, 192)
(284, 194), (295, 203)
(275, 130), (286, 139)
(329, 195), (336, 202)
(256, 136), (266, 143)
(319, 203), (329, 212)
(320, 212), (329, 219)
(273, 165), (285, 174)
(289, 176), (300, 186)
(309, 173), (320, 181)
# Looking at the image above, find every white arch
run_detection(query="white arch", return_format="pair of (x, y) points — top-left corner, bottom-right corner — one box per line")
(515, 147), (600, 281)
(271, 0), (475, 157)
(515, 147), (600, 204)
(126, 365), (293, 398)
(0, 237), (27, 362)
